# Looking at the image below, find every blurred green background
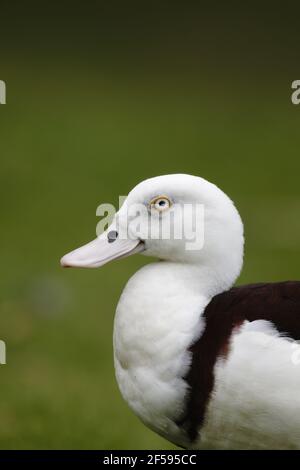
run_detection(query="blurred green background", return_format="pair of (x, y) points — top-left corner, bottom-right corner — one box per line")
(1, 1), (300, 449)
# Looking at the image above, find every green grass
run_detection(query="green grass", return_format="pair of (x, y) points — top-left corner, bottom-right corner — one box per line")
(1, 57), (300, 448)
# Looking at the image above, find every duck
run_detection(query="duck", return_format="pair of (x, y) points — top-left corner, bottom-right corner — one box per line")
(60, 173), (300, 450)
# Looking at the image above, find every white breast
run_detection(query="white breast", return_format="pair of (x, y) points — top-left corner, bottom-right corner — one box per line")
(113, 262), (208, 446)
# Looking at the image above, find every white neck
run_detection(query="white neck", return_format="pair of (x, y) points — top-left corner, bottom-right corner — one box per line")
(113, 259), (239, 445)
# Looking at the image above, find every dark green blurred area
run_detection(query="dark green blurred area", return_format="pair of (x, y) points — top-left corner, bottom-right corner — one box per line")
(1, 2), (300, 449)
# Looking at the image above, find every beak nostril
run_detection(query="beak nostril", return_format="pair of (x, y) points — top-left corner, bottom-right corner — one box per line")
(107, 230), (118, 243)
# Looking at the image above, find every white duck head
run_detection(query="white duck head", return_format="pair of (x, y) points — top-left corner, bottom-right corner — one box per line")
(61, 174), (244, 294)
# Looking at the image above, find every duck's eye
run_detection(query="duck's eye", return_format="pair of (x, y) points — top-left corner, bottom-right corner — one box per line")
(149, 196), (172, 212)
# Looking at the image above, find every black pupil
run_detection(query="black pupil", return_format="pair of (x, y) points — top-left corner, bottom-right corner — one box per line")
(107, 230), (118, 243)
(159, 200), (166, 206)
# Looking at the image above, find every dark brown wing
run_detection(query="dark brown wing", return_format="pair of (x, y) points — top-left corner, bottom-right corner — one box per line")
(210, 281), (300, 339)
(177, 281), (300, 443)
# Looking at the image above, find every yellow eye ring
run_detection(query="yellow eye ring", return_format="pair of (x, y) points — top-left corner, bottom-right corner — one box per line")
(149, 195), (172, 212)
